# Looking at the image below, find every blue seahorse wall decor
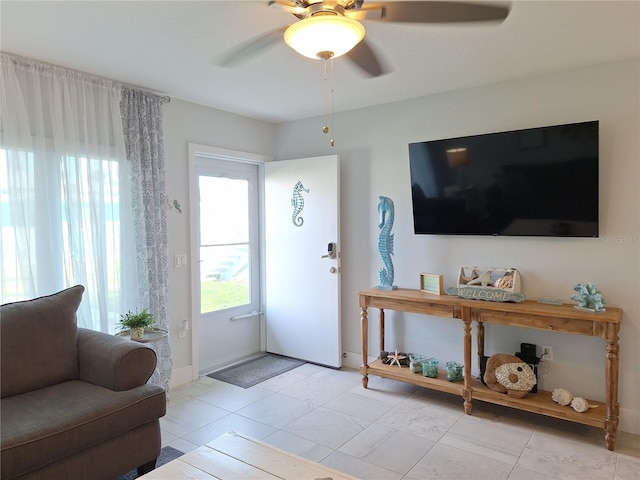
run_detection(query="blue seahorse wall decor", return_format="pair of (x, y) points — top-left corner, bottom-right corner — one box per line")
(376, 196), (398, 290)
(291, 180), (309, 227)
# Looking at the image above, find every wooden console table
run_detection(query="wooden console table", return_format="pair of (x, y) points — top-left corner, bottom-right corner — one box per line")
(359, 287), (623, 450)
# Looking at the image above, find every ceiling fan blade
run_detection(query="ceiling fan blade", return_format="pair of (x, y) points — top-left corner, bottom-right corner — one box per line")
(358, 1), (511, 24)
(268, 0), (305, 16)
(346, 6), (384, 21)
(214, 26), (288, 67)
(344, 39), (387, 78)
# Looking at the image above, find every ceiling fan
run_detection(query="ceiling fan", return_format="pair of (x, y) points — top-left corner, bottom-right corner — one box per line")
(217, 0), (511, 77)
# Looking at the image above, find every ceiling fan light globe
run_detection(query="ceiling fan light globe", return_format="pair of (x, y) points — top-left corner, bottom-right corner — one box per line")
(284, 15), (365, 59)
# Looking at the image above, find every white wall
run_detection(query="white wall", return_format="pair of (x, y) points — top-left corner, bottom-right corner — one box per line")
(162, 99), (275, 385)
(161, 59), (638, 433)
(274, 58), (640, 434)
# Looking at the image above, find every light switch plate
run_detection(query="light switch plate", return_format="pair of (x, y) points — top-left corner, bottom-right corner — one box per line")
(174, 254), (187, 268)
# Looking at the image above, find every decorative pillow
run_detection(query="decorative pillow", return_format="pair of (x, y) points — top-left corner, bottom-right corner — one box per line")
(1, 285), (84, 398)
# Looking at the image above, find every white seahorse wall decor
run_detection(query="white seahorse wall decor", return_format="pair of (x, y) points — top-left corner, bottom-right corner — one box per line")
(376, 196), (398, 290)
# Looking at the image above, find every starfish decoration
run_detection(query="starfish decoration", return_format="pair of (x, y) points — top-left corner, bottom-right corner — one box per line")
(388, 349), (406, 368)
(467, 272), (493, 287)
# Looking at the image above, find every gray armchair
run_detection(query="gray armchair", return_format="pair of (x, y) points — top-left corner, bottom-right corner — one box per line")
(1, 286), (167, 480)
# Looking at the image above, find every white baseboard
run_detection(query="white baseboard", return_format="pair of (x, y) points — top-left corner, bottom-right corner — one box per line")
(169, 365), (195, 389)
(619, 407), (640, 435)
(341, 350), (375, 370)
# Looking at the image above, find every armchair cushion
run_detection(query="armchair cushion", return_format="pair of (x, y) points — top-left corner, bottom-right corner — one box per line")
(1, 285), (84, 398)
(1, 381), (166, 479)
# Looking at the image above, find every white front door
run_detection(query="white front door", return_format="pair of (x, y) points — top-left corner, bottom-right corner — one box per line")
(191, 149), (263, 376)
(265, 155), (341, 368)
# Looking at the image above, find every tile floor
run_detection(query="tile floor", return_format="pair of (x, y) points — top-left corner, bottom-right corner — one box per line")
(161, 364), (639, 480)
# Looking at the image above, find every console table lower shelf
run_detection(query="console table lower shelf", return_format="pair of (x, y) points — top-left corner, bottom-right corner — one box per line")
(362, 360), (606, 428)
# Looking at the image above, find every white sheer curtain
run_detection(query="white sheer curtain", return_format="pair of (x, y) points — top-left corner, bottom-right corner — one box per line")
(0, 52), (140, 331)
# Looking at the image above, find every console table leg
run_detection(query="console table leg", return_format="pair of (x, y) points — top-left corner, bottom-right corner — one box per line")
(361, 306), (369, 389)
(477, 321), (485, 369)
(463, 387), (473, 414)
(379, 308), (385, 353)
(605, 418), (618, 451)
(462, 310), (473, 414)
(604, 323), (620, 450)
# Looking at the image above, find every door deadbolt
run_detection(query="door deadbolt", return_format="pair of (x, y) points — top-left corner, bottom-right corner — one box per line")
(321, 242), (337, 259)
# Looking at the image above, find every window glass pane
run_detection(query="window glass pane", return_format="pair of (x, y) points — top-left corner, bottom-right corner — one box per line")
(199, 176), (248, 245)
(1, 147), (125, 329)
(200, 244), (249, 313)
(1, 149), (37, 301)
(199, 175), (251, 314)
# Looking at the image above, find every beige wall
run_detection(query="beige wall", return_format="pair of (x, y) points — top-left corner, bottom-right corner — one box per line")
(162, 58), (639, 434)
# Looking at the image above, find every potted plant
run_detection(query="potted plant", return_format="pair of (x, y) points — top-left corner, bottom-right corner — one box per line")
(118, 309), (156, 341)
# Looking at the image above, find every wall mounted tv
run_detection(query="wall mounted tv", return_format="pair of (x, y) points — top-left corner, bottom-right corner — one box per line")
(408, 121), (599, 237)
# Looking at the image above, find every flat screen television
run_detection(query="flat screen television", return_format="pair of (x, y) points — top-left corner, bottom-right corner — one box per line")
(408, 121), (599, 237)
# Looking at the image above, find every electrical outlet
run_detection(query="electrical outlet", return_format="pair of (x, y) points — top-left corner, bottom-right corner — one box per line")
(541, 345), (553, 362)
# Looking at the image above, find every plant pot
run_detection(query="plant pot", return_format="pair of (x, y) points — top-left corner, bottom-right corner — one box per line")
(130, 327), (145, 341)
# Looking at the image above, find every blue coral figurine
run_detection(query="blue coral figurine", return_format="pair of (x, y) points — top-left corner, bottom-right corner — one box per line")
(570, 282), (606, 312)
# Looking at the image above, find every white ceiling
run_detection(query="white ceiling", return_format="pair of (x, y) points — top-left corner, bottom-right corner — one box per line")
(1, 1), (638, 123)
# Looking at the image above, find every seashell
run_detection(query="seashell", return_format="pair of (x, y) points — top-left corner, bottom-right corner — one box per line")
(571, 396), (598, 413)
(494, 274), (514, 290)
(551, 388), (573, 406)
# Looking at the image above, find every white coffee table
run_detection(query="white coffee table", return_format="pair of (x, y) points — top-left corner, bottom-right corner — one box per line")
(140, 432), (358, 479)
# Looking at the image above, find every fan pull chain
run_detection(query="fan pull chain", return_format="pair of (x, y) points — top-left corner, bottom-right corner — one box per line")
(330, 57), (334, 147)
(322, 57), (335, 147)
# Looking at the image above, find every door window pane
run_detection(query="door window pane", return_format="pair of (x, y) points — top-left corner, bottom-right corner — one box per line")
(199, 176), (250, 314)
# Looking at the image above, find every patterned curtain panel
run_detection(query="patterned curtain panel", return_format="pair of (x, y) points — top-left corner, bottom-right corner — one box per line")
(120, 88), (172, 391)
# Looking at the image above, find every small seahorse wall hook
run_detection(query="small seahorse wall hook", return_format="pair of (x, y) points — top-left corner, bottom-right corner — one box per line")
(291, 180), (309, 227)
(165, 196), (182, 213)
(376, 196), (398, 290)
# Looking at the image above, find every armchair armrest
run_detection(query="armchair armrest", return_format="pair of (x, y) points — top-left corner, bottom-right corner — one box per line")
(77, 328), (157, 391)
